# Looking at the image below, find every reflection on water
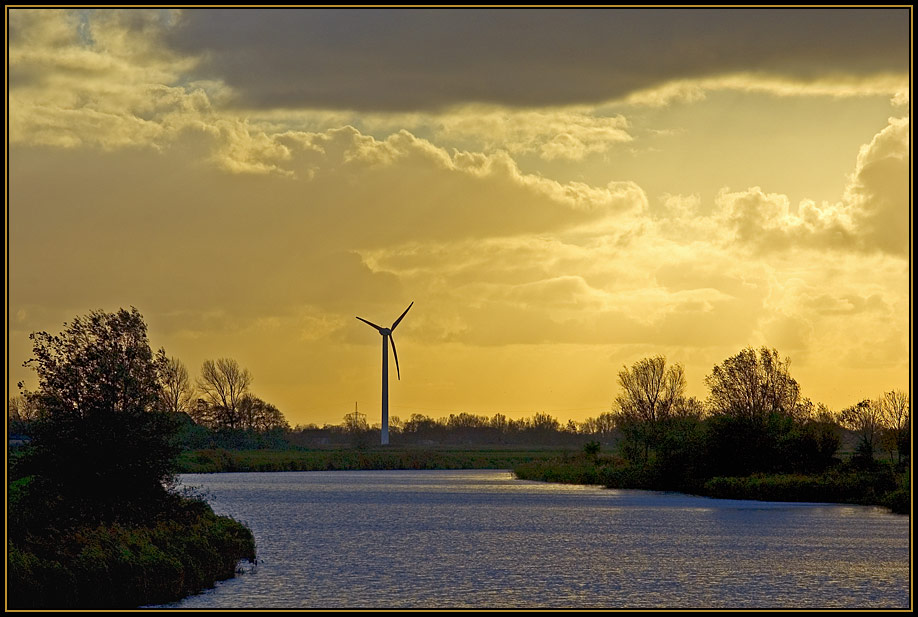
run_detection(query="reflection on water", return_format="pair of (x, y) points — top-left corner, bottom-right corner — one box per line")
(152, 470), (909, 609)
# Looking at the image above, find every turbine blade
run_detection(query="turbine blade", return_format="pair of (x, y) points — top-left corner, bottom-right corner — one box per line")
(356, 316), (385, 332)
(390, 334), (401, 380)
(391, 301), (414, 331)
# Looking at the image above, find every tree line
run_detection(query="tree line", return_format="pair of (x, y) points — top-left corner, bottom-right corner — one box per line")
(12, 350), (289, 436)
(286, 348), (908, 462)
(9, 309), (908, 465)
(606, 348), (909, 487)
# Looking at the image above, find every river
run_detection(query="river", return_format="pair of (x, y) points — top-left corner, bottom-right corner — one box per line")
(150, 469), (910, 609)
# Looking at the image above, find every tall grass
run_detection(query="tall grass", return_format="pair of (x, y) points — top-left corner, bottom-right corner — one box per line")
(512, 456), (910, 515)
(177, 447), (567, 473)
(7, 495), (256, 609)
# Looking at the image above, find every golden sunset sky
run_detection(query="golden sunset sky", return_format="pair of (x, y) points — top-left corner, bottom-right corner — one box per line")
(7, 7), (911, 428)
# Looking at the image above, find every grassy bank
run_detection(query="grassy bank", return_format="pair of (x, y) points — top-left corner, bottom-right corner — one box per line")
(7, 492), (256, 609)
(513, 456), (910, 515)
(176, 445), (568, 473)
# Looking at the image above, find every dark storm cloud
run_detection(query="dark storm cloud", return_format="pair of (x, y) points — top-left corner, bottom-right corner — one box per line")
(163, 7), (909, 111)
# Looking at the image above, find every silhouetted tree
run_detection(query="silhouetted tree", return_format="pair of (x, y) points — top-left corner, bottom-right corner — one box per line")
(8, 394), (41, 435)
(700, 347), (836, 476)
(705, 347), (801, 421)
(877, 390), (910, 464)
(840, 397), (887, 466)
(237, 393), (289, 432)
(343, 407), (370, 433)
(490, 413), (508, 432)
(160, 356), (196, 413)
(614, 356), (687, 462)
(22, 308), (167, 418)
(197, 358), (252, 429)
(16, 307), (181, 527)
(580, 411), (617, 436)
(584, 440), (601, 462)
(530, 413), (561, 439)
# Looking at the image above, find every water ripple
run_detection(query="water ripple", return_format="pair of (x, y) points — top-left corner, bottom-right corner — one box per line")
(150, 470), (910, 609)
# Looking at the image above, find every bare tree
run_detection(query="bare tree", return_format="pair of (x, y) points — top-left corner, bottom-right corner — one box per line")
(614, 356), (687, 461)
(160, 356), (196, 414)
(489, 413), (509, 433)
(8, 394), (41, 423)
(197, 358), (252, 429)
(580, 411), (617, 436)
(878, 390), (909, 464)
(188, 397), (216, 427)
(616, 356), (686, 425)
(840, 399), (884, 462)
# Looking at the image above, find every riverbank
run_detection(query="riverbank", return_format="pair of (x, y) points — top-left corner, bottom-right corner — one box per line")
(174, 446), (909, 515)
(7, 490), (256, 609)
(512, 455), (911, 515)
(176, 445), (568, 473)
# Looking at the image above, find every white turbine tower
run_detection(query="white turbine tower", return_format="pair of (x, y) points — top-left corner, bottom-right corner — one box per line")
(356, 302), (413, 445)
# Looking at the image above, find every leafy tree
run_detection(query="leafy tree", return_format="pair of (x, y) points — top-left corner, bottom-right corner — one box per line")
(403, 413), (439, 438)
(705, 347), (802, 421)
(15, 307), (181, 527)
(840, 398), (884, 466)
(789, 402), (842, 472)
(343, 408), (370, 433)
(22, 307), (167, 417)
(583, 440), (601, 462)
(701, 347), (835, 476)
(237, 393), (289, 432)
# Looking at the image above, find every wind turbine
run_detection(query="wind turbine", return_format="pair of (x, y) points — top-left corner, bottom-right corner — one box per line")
(356, 302), (413, 445)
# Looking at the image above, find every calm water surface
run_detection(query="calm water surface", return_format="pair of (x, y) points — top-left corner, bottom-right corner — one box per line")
(152, 470), (910, 609)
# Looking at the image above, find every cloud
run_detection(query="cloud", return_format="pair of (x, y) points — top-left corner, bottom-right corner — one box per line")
(9, 121), (649, 332)
(8, 8), (910, 420)
(620, 73), (908, 108)
(711, 116), (908, 256)
(161, 8), (909, 111)
(431, 106), (632, 160)
(843, 116), (910, 255)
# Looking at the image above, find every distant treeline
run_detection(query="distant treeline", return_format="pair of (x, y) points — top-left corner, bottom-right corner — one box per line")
(287, 410), (618, 448)
(176, 446), (567, 474)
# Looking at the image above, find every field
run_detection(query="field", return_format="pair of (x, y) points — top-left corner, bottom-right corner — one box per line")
(176, 445), (572, 474)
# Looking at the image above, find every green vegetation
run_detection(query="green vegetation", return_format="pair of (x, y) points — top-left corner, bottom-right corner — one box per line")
(8, 489), (255, 609)
(8, 308), (256, 609)
(515, 445), (910, 514)
(515, 348), (910, 516)
(9, 311), (909, 608)
(176, 446), (568, 473)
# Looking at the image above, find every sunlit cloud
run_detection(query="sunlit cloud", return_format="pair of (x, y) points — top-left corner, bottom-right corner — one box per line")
(711, 116), (908, 256)
(7, 7), (910, 423)
(620, 73), (908, 108)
